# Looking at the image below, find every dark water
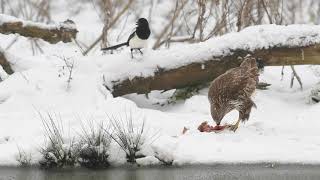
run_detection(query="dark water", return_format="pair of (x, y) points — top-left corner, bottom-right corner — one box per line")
(0, 164), (320, 180)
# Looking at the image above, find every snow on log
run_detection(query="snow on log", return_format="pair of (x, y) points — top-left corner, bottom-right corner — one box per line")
(0, 14), (78, 44)
(100, 24), (320, 97)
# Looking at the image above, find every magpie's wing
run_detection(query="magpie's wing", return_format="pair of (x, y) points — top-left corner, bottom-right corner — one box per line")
(127, 31), (136, 43)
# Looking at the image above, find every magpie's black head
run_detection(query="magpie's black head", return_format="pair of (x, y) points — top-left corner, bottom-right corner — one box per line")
(136, 18), (149, 28)
(135, 18), (150, 40)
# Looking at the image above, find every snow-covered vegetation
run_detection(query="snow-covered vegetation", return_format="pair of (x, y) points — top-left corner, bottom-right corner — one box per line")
(78, 120), (111, 168)
(0, 0), (320, 168)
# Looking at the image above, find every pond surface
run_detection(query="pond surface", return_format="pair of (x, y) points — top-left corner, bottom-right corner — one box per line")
(0, 164), (320, 180)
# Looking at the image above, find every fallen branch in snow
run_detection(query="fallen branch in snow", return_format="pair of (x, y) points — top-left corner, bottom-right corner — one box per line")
(0, 14), (78, 44)
(107, 45), (320, 97)
(102, 24), (320, 97)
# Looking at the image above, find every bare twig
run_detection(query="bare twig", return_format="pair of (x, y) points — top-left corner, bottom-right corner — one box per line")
(165, 0), (179, 48)
(198, 0), (206, 41)
(152, 0), (188, 49)
(83, 0), (134, 56)
(281, 65), (285, 81)
(261, 0), (273, 23)
(5, 35), (19, 50)
(56, 55), (75, 91)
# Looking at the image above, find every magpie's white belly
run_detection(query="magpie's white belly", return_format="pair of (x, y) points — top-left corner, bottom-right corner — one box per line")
(129, 35), (147, 49)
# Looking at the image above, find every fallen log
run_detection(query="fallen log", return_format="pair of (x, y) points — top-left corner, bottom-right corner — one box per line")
(101, 24), (320, 97)
(108, 46), (320, 97)
(0, 14), (78, 44)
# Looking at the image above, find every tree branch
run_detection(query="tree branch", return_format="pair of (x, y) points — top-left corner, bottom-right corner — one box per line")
(0, 14), (78, 44)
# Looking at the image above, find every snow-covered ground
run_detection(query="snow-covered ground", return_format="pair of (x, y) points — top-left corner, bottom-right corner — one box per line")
(128, 65), (320, 165)
(0, 1), (320, 166)
(0, 50), (320, 166)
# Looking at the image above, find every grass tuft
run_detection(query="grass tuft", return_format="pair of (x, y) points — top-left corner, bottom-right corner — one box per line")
(106, 110), (159, 163)
(38, 112), (79, 169)
(78, 120), (111, 168)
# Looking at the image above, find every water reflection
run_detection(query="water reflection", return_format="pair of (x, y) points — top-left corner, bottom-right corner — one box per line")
(0, 164), (319, 180)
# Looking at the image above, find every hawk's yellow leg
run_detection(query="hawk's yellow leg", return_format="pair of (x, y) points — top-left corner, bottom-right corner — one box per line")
(230, 118), (241, 132)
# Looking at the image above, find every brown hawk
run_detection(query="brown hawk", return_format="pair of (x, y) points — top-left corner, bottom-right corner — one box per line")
(208, 56), (259, 132)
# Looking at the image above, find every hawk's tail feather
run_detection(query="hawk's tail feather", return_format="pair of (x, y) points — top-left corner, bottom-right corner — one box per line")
(101, 42), (128, 51)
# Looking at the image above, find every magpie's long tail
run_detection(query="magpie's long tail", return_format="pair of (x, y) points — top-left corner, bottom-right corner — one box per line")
(101, 42), (128, 51)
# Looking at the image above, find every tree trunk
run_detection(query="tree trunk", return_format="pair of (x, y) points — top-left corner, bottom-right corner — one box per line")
(107, 45), (320, 97)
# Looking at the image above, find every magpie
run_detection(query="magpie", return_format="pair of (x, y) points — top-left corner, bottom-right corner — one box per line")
(101, 18), (151, 58)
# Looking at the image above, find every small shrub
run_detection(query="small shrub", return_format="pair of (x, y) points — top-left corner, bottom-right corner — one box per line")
(56, 55), (75, 91)
(78, 121), (111, 168)
(38, 112), (79, 169)
(106, 110), (159, 163)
